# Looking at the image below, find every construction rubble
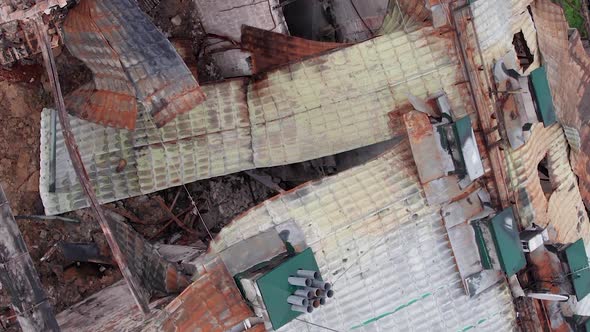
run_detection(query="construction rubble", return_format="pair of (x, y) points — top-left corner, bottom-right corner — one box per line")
(1, 0), (590, 331)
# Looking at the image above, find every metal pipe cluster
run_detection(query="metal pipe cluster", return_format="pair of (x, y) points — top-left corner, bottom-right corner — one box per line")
(287, 269), (334, 314)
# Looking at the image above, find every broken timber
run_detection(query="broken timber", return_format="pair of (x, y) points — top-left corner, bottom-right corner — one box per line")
(33, 17), (151, 314)
(0, 185), (60, 332)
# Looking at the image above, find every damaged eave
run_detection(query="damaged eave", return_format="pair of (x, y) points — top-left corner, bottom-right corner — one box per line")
(61, 0), (206, 130)
(241, 25), (345, 75)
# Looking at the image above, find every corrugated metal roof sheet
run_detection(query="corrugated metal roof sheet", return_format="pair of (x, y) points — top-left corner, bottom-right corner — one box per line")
(63, 0), (206, 130)
(505, 123), (590, 245)
(210, 139), (517, 331)
(532, 0), (590, 210)
(41, 26), (474, 215)
(144, 256), (262, 332)
(471, 0), (540, 74)
(241, 25), (344, 74)
(248, 27), (471, 168)
(40, 78), (252, 214)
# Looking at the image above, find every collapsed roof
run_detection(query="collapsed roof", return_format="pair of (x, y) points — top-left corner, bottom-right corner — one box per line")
(2, 0), (590, 329)
(40, 24), (472, 215)
(62, 0), (206, 129)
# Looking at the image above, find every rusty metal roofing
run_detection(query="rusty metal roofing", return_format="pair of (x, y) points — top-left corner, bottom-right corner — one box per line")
(193, 0), (288, 77)
(57, 255), (264, 332)
(505, 123), (590, 245)
(471, 0), (540, 74)
(62, 0), (206, 130)
(209, 139), (517, 331)
(144, 256), (263, 332)
(241, 25), (344, 74)
(247, 27), (472, 168)
(41, 25), (474, 215)
(532, 0), (590, 211)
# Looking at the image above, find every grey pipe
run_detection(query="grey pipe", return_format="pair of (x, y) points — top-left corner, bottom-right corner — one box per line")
(297, 269), (320, 279)
(311, 298), (321, 308)
(311, 280), (332, 290)
(287, 295), (308, 306)
(291, 305), (314, 313)
(288, 277), (311, 287)
(326, 289), (334, 298)
(319, 297), (326, 305)
(294, 289), (314, 298)
(304, 287), (322, 297)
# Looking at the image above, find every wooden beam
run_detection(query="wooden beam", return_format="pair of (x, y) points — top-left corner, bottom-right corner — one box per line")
(33, 16), (151, 314)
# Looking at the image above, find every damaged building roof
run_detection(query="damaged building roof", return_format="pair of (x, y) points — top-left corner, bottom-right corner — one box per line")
(62, 0), (206, 130)
(531, 0), (590, 212)
(205, 138), (517, 331)
(5, 0), (590, 329)
(40, 24), (474, 215)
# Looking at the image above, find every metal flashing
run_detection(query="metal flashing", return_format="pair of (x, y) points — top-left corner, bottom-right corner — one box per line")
(256, 248), (320, 330)
(529, 66), (557, 126)
(488, 207), (526, 277)
(565, 239), (590, 301)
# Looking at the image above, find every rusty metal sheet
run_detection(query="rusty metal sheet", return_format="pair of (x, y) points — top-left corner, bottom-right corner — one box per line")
(532, 0), (590, 209)
(241, 25), (344, 74)
(422, 175), (464, 206)
(62, 0), (206, 130)
(506, 123), (590, 245)
(403, 110), (446, 183)
(145, 256), (258, 331)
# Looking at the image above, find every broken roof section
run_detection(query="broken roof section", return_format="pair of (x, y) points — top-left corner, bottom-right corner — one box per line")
(62, 0), (206, 130)
(378, 0), (432, 34)
(241, 25), (344, 74)
(194, 0), (288, 77)
(471, 0), (541, 74)
(532, 0), (590, 211)
(40, 25), (474, 215)
(209, 139), (517, 331)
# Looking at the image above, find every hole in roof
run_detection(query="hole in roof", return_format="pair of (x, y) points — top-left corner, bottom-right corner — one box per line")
(512, 30), (534, 72)
(537, 155), (554, 201)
